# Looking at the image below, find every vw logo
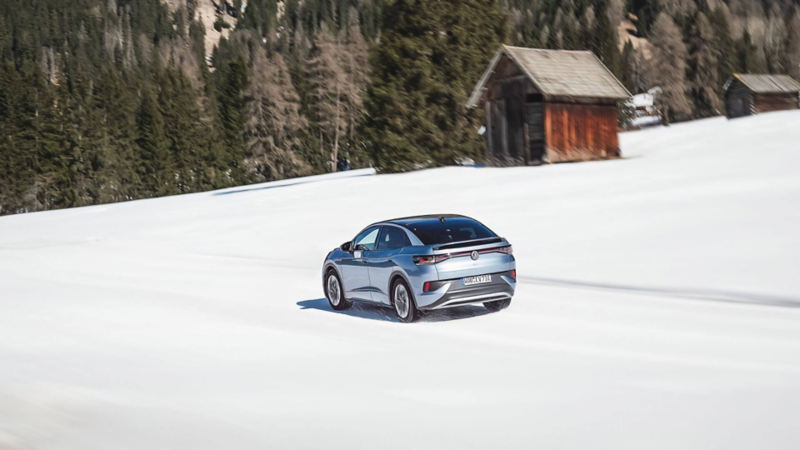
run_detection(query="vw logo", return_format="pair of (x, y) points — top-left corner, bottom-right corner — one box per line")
(470, 251), (479, 260)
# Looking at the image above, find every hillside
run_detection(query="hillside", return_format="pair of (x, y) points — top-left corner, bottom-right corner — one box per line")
(187, 0), (241, 61)
(3, 0), (800, 214)
(1, 111), (799, 449)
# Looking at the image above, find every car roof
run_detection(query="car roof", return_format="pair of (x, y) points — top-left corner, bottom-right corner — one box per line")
(375, 214), (474, 228)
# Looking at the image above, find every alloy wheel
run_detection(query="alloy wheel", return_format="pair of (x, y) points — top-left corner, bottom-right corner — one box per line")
(394, 283), (409, 319)
(327, 274), (340, 306)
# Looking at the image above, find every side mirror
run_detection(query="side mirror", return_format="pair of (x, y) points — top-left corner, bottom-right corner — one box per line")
(353, 244), (368, 259)
(340, 242), (352, 252)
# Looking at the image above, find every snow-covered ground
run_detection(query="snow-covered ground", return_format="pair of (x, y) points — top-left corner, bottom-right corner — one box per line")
(1, 111), (800, 449)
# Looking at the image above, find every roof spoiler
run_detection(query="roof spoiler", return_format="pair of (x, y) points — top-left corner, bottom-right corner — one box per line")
(433, 237), (505, 251)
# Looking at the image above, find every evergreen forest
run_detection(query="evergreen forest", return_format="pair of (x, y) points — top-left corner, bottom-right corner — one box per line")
(1, 0), (799, 214)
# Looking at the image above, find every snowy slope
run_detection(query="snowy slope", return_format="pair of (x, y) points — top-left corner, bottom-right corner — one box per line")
(1, 111), (799, 449)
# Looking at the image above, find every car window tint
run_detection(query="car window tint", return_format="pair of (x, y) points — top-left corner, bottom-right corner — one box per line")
(377, 226), (411, 251)
(408, 218), (496, 245)
(354, 227), (380, 251)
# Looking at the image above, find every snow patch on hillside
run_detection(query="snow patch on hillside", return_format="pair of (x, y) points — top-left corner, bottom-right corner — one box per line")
(1, 111), (799, 449)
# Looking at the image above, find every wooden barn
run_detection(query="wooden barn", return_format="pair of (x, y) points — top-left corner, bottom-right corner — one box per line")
(724, 74), (800, 119)
(467, 46), (630, 165)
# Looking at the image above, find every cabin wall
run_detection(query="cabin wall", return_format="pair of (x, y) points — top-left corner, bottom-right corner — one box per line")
(544, 102), (620, 163)
(483, 62), (541, 166)
(752, 93), (799, 113)
(725, 80), (752, 118)
(526, 95), (545, 162)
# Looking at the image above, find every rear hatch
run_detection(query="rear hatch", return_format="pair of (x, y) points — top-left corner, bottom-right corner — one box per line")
(432, 239), (512, 280)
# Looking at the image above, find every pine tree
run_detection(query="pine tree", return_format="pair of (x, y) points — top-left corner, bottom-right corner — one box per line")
(363, 0), (506, 172)
(620, 40), (636, 93)
(96, 65), (141, 202)
(158, 66), (210, 193)
(136, 83), (172, 196)
(213, 44), (249, 179)
(688, 12), (721, 117)
(238, 0), (279, 37)
(591, 2), (622, 78)
(709, 6), (735, 88)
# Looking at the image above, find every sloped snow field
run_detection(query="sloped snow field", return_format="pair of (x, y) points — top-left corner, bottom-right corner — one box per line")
(1, 112), (800, 449)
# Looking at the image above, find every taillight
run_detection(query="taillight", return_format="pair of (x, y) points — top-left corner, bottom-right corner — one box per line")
(413, 254), (450, 265)
(424, 282), (431, 292)
(499, 245), (513, 254)
(511, 269), (516, 280)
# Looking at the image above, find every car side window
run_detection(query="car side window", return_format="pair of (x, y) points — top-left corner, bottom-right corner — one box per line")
(354, 227), (380, 251)
(377, 226), (411, 251)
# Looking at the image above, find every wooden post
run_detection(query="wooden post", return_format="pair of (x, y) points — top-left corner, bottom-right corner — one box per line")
(543, 102), (550, 163)
(485, 101), (493, 162)
(521, 95), (531, 165)
(500, 99), (508, 158)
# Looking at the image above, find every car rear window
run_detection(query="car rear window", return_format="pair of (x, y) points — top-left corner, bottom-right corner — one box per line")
(406, 218), (496, 245)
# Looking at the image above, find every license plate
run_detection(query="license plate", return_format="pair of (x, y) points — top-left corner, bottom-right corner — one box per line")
(462, 274), (492, 286)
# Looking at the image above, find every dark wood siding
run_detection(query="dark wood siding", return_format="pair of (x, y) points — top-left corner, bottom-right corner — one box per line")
(752, 93), (799, 113)
(484, 71), (531, 165)
(544, 103), (619, 163)
(502, 81), (525, 163)
(526, 101), (545, 161)
(488, 100), (503, 160)
(725, 79), (752, 118)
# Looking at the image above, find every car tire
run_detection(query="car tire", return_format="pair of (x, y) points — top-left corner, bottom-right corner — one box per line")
(325, 270), (351, 310)
(391, 278), (419, 323)
(484, 298), (511, 312)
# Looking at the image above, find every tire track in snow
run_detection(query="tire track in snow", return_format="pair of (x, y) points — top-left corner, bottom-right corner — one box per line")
(518, 276), (800, 308)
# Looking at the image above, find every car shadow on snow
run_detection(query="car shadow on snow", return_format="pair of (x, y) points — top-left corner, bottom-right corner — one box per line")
(296, 298), (494, 323)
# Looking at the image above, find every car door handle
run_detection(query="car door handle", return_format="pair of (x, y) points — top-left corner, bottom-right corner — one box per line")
(361, 259), (368, 264)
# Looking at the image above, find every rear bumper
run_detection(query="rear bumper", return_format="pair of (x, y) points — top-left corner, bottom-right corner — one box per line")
(417, 271), (516, 310)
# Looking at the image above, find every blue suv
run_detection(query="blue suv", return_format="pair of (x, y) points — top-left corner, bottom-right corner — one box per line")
(322, 215), (516, 322)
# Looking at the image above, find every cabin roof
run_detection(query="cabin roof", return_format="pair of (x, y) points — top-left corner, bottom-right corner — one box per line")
(724, 74), (800, 94)
(467, 46), (631, 107)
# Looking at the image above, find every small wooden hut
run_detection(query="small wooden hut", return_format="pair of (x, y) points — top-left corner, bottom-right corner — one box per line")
(724, 74), (800, 119)
(467, 46), (630, 165)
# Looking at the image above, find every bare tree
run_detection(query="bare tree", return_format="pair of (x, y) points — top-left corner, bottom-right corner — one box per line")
(646, 13), (691, 124)
(657, 0), (696, 19)
(291, 20), (310, 61)
(764, 3), (787, 73)
(789, 11), (800, 81)
(607, 0), (625, 25)
(243, 47), (312, 181)
(40, 47), (58, 84)
(581, 5), (596, 39)
(306, 23), (348, 172)
(104, 15), (124, 57)
(159, 38), (203, 90)
(340, 8), (369, 155)
(122, 7), (137, 68)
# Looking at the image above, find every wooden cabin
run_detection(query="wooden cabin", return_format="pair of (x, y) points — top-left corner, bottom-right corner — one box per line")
(467, 46), (630, 165)
(724, 74), (800, 119)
